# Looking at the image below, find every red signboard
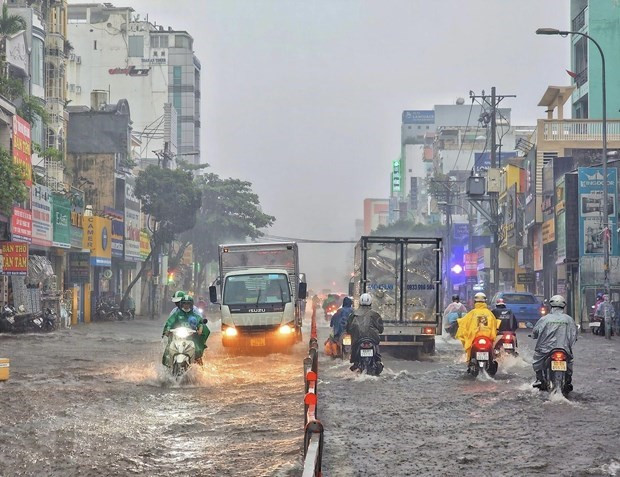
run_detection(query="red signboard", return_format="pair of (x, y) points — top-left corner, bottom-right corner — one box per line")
(11, 206), (32, 243)
(0, 241), (28, 275)
(12, 115), (32, 187)
(464, 253), (478, 277)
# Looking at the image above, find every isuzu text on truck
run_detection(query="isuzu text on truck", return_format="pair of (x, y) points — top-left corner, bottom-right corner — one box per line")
(209, 242), (306, 349)
(350, 236), (443, 355)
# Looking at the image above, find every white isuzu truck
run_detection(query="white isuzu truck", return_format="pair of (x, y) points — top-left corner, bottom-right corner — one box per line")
(209, 242), (306, 349)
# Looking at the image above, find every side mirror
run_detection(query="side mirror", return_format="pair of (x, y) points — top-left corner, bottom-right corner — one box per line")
(298, 282), (307, 300)
(202, 318), (209, 324)
(209, 286), (218, 304)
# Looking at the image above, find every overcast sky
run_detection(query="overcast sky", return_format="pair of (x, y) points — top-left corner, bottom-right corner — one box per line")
(70, 0), (571, 291)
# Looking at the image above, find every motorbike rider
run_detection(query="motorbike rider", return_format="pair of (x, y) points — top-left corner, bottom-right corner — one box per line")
(455, 292), (500, 361)
(162, 294), (210, 366)
(594, 293), (616, 335)
(346, 293), (384, 371)
(492, 298), (518, 332)
(331, 296), (354, 340)
(532, 294), (578, 391)
(443, 294), (467, 335)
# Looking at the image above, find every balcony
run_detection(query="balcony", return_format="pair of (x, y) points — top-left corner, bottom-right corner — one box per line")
(572, 6), (587, 31)
(540, 119), (620, 143)
(575, 68), (588, 88)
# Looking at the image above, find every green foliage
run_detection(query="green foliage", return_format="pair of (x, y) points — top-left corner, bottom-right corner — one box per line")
(134, 165), (202, 244)
(0, 146), (28, 215)
(0, 75), (24, 101)
(188, 172), (275, 264)
(372, 219), (443, 237)
(0, 5), (26, 37)
(17, 96), (49, 126)
(33, 143), (62, 161)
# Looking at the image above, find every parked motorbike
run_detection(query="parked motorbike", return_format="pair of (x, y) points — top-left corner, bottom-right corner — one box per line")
(163, 326), (198, 377)
(42, 307), (57, 332)
(535, 348), (572, 396)
(467, 334), (498, 377)
(351, 338), (383, 376)
(494, 331), (518, 356)
(0, 304), (16, 332)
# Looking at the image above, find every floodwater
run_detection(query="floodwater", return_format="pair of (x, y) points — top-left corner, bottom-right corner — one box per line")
(0, 318), (307, 477)
(318, 321), (620, 476)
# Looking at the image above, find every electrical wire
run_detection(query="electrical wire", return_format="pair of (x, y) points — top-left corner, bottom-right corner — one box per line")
(262, 234), (357, 244)
(449, 97), (475, 172)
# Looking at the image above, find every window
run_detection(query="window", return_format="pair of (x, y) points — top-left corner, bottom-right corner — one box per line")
(128, 35), (144, 57)
(175, 34), (192, 49)
(31, 38), (43, 87)
(501, 294), (537, 304)
(223, 273), (291, 305)
(150, 35), (169, 48)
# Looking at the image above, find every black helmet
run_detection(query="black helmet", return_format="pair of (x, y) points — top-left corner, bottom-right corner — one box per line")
(452, 294), (460, 302)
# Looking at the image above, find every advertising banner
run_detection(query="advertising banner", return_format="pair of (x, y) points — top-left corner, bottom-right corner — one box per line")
(83, 216), (112, 267)
(464, 253), (478, 277)
(51, 194), (71, 248)
(67, 251), (90, 284)
(31, 184), (52, 247)
(402, 110), (434, 124)
(12, 115), (32, 186)
(124, 176), (141, 262)
(104, 207), (124, 258)
(578, 167), (618, 256)
(0, 241), (28, 275)
(11, 206), (32, 243)
(140, 231), (151, 260)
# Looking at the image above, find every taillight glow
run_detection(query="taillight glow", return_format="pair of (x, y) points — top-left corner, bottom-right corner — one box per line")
(476, 337), (488, 346)
(423, 327), (435, 335)
(502, 334), (513, 341)
(541, 307), (547, 315)
(551, 351), (566, 361)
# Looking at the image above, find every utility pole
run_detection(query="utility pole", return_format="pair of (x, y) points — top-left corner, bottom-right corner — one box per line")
(468, 87), (516, 298)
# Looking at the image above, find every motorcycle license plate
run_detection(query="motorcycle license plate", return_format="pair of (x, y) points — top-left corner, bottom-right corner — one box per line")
(502, 343), (514, 349)
(250, 337), (266, 347)
(360, 349), (374, 357)
(476, 352), (489, 361)
(343, 336), (351, 346)
(518, 322), (527, 329)
(589, 322), (601, 328)
(34, 318), (42, 326)
(551, 361), (567, 371)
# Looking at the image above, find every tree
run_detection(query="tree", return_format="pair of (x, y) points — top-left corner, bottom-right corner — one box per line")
(17, 95), (49, 126)
(120, 166), (202, 309)
(372, 219), (443, 238)
(0, 146), (28, 215)
(0, 5), (25, 38)
(186, 172), (275, 292)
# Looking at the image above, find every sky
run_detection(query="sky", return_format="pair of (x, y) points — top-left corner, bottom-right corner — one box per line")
(70, 0), (571, 291)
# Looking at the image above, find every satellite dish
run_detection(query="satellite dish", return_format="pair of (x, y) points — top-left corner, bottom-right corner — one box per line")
(102, 269), (113, 280)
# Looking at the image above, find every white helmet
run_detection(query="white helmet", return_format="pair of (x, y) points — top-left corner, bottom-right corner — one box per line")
(549, 295), (566, 308)
(474, 292), (486, 303)
(360, 293), (373, 306)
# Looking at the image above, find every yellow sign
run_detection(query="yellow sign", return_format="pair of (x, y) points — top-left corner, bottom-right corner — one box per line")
(140, 231), (151, 260)
(542, 218), (555, 245)
(82, 216), (112, 266)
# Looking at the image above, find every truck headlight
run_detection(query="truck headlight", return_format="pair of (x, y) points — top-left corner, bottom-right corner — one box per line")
(278, 324), (293, 335)
(412, 312), (425, 321)
(224, 327), (238, 337)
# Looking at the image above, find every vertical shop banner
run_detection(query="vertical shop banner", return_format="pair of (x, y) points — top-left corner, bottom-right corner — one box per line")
(0, 241), (28, 275)
(51, 194), (71, 248)
(555, 177), (566, 262)
(578, 167), (618, 256)
(31, 184), (52, 246)
(82, 216), (112, 266)
(140, 231), (151, 260)
(533, 226), (543, 271)
(103, 207), (124, 258)
(12, 115), (32, 186)
(11, 206), (32, 243)
(124, 176), (141, 262)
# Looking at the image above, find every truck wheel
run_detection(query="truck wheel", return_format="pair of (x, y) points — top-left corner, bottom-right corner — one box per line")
(422, 340), (435, 355)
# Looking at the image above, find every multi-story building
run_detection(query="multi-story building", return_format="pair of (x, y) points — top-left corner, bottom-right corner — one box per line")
(570, 0), (620, 119)
(66, 3), (201, 166)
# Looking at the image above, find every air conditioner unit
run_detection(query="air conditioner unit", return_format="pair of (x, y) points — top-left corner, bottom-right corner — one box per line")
(76, 56), (81, 64)
(69, 53), (75, 61)
(69, 84), (75, 92)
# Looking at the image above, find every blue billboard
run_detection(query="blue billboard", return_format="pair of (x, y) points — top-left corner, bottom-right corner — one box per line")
(578, 167), (618, 256)
(474, 151), (518, 172)
(402, 110), (434, 124)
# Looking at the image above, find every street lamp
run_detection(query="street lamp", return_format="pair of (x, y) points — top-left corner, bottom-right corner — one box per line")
(536, 27), (610, 337)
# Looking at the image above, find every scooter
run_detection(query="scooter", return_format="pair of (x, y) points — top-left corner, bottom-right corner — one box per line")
(163, 326), (197, 377)
(351, 338), (383, 376)
(494, 331), (518, 356)
(0, 304), (16, 332)
(467, 334), (498, 377)
(43, 308), (57, 332)
(535, 348), (572, 396)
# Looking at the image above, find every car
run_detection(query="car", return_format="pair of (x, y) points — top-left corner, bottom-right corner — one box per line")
(491, 292), (544, 328)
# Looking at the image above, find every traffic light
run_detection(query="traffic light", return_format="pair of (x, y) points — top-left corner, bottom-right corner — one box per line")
(167, 270), (176, 285)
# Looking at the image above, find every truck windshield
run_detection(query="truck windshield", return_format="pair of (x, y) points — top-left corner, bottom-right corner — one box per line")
(223, 273), (291, 305)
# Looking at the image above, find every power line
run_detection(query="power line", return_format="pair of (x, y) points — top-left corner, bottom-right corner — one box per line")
(263, 234), (357, 244)
(449, 97), (475, 172)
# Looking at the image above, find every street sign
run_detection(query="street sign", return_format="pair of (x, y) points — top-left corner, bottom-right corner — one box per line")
(517, 272), (535, 284)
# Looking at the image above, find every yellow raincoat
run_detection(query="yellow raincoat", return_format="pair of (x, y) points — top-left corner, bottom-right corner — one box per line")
(455, 302), (501, 360)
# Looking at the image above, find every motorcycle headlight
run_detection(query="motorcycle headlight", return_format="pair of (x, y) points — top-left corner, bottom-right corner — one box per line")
(173, 328), (192, 339)
(198, 308), (204, 314)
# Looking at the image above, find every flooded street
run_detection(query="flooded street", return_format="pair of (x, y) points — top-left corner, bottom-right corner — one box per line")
(318, 321), (620, 477)
(0, 319), (306, 477)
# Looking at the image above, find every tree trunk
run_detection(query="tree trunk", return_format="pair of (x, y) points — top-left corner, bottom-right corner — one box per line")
(168, 240), (190, 270)
(121, 250), (152, 312)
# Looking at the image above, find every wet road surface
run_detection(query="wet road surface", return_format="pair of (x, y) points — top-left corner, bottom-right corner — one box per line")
(0, 318), (306, 477)
(318, 319), (620, 476)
